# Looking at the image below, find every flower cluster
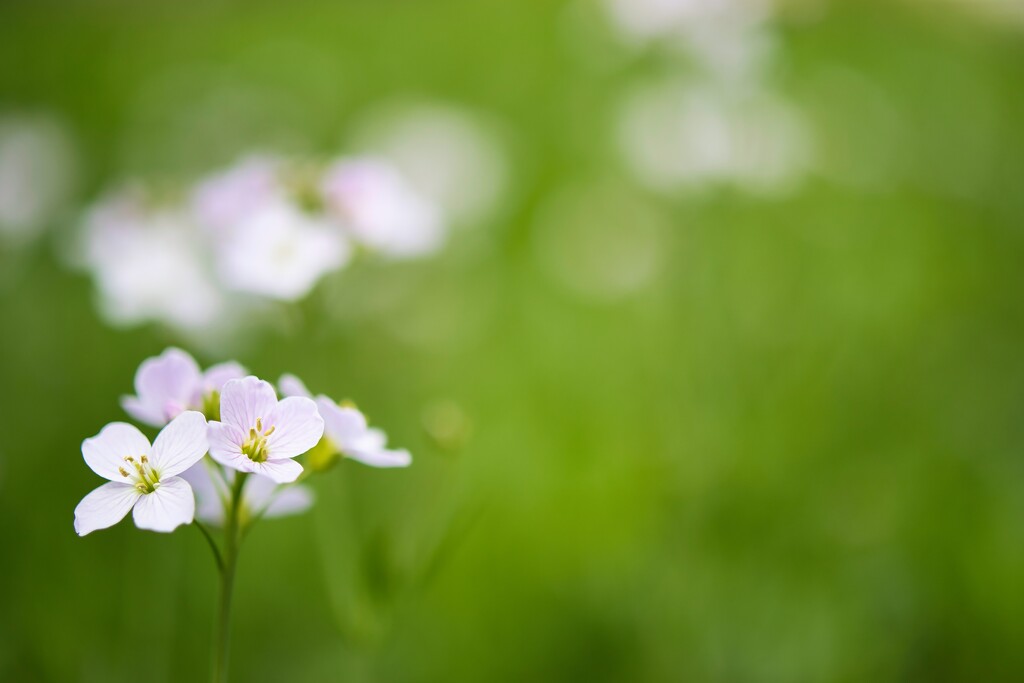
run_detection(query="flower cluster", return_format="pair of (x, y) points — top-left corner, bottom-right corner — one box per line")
(74, 347), (411, 536)
(74, 154), (439, 333)
(72, 105), (506, 335)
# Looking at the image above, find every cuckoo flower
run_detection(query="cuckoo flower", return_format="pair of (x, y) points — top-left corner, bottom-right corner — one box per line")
(180, 462), (313, 525)
(74, 411), (208, 536)
(214, 199), (349, 301)
(208, 376), (323, 483)
(279, 374), (412, 468)
(321, 157), (444, 259)
(121, 347), (247, 426)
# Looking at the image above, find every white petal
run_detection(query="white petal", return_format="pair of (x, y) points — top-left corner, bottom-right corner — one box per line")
(264, 485), (314, 518)
(278, 373), (311, 398)
(317, 400), (367, 448)
(74, 482), (141, 536)
(82, 422), (151, 481)
(208, 422), (247, 470)
(250, 458), (303, 484)
(347, 447), (412, 468)
(132, 476), (195, 532)
(264, 396), (324, 460)
(220, 376), (277, 431)
(150, 411), (209, 477)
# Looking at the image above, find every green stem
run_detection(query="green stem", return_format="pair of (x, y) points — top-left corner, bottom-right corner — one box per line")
(193, 520), (224, 573)
(213, 472), (248, 683)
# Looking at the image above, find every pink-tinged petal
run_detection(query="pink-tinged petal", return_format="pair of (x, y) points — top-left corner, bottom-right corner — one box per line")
(317, 400), (367, 447)
(208, 422), (246, 468)
(264, 396), (324, 460)
(347, 447), (412, 468)
(128, 348), (202, 426)
(132, 476), (195, 532)
(150, 411), (209, 477)
(74, 482), (141, 536)
(120, 395), (165, 427)
(250, 458), (303, 484)
(82, 422), (151, 481)
(201, 362), (248, 395)
(220, 376), (277, 431)
(278, 373), (311, 398)
(264, 485), (314, 518)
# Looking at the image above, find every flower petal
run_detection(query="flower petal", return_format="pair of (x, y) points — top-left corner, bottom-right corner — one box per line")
(201, 362), (248, 395)
(150, 411), (209, 477)
(220, 376), (277, 431)
(208, 421), (246, 469)
(348, 447), (412, 468)
(250, 458), (303, 484)
(317, 400), (367, 448)
(126, 347), (202, 427)
(264, 485), (314, 518)
(278, 373), (311, 398)
(74, 482), (141, 536)
(265, 396), (324, 460)
(82, 422), (151, 481)
(132, 476), (195, 532)
(120, 395), (165, 427)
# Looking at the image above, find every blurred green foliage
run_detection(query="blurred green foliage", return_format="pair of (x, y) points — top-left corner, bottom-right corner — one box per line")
(1, 1), (1024, 681)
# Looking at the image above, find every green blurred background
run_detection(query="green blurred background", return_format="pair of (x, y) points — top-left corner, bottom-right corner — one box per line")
(2, 0), (1024, 681)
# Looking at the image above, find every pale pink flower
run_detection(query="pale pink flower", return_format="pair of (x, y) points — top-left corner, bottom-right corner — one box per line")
(121, 347), (247, 427)
(208, 376), (323, 483)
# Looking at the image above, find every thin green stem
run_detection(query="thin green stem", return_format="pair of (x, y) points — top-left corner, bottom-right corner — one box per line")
(213, 471), (248, 683)
(193, 519), (224, 573)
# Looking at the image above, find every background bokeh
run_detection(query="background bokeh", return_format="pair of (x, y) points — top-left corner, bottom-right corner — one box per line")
(2, 0), (1024, 681)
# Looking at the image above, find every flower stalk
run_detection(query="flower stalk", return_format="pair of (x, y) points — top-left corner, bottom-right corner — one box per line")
(213, 471), (248, 683)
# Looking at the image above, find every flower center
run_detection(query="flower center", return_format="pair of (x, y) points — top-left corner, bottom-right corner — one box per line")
(242, 417), (276, 463)
(118, 455), (160, 494)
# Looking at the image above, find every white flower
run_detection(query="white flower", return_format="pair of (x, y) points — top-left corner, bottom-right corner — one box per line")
(0, 113), (75, 244)
(74, 412), (209, 536)
(121, 347), (247, 427)
(78, 189), (226, 330)
(617, 81), (811, 195)
(279, 374), (411, 468)
(321, 157), (444, 259)
(349, 104), (506, 224)
(180, 461), (313, 525)
(215, 199), (349, 301)
(191, 156), (285, 234)
(208, 376), (324, 483)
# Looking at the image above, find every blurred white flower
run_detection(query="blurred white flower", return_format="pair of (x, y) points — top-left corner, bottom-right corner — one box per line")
(192, 155), (285, 234)
(350, 103), (507, 224)
(602, 0), (776, 83)
(0, 114), (75, 244)
(618, 80), (812, 195)
(321, 157), (444, 259)
(79, 188), (227, 330)
(215, 199), (350, 301)
(180, 460), (313, 526)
